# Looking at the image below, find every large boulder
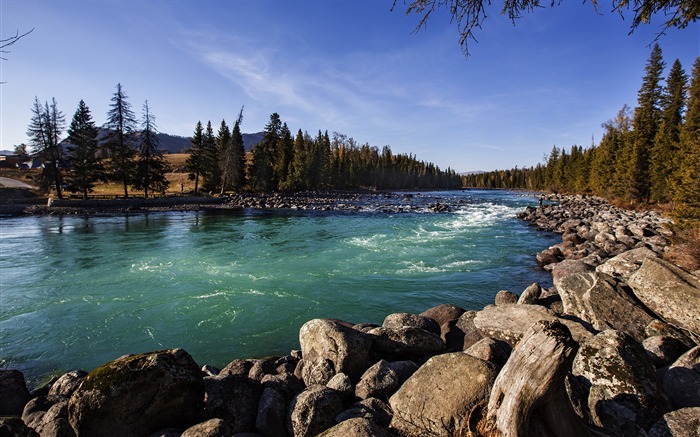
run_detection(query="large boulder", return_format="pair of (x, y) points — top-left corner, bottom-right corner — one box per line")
(555, 271), (654, 342)
(443, 310), (482, 351)
(419, 304), (465, 327)
(389, 353), (497, 436)
(335, 398), (393, 428)
(49, 371), (88, 398)
(0, 369), (31, 416)
(355, 360), (418, 400)
(203, 374), (262, 433)
(628, 257), (700, 341)
(647, 408), (700, 437)
(22, 395), (74, 437)
(382, 313), (440, 335)
(299, 319), (373, 385)
(550, 259), (593, 283)
(596, 247), (657, 280)
(68, 349), (205, 437)
(472, 304), (593, 346)
(663, 346), (700, 409)
(571, 330), (670, 435)
(181, 418), (231, 437)
(287, 385), (343, 437)
(464, 337), (511, 368)
(317, 417), (390, 437)
(256, 387), (288, 437)
(368, 326), (444, 359)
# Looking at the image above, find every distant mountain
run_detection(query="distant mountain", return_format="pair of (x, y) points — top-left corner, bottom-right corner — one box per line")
(57, 128), (265, 154)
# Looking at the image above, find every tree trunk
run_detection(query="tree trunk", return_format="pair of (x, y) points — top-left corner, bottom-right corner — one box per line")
(486, 320), (593, 437)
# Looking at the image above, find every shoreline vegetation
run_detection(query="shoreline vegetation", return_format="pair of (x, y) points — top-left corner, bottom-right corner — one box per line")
(1, 193), (698, 436)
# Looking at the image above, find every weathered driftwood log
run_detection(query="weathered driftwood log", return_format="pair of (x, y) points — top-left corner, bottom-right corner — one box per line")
(486, 320), (592, 437)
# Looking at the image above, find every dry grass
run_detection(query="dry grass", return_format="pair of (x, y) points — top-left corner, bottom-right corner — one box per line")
(666, 225), (700, 272)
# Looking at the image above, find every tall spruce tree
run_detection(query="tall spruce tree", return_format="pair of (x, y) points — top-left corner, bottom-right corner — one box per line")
(274, 123), (294, 190)
(672, 57), (700, 228)
(201, 121), (220, 192)
(27, 97), (66, 198)
(66, 99), (103, 199)
(250, 113), (282, 192)
(287, 129), (309, 191)
(185, 121), (206, 194)
(231, 112), (247, 190)
(104, 83), (137, 198)
(629, 44), (665, 203)
(651, 59), (687, 203)
(216, 119), (233, 194)
(133, 101), (169, 198)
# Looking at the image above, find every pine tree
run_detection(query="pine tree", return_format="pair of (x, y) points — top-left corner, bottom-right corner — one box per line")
(201, 121), (219, 192)
(250, 113), (282, 192)
(288, 129), (309, 191)
(231, 114), (247, 190)
(274, 123), (294, 190)
(672, 57), (700, 228)
(66, 99), (104, 199)
(104, 83), (138, 198)
(629, 44), (665, 203)
(185, 121), (205, 194)
(27, 97), (66, 198)
(217, 119), (233, 194)
(133, 101), (169, 198)
(651, 59), (687, 203)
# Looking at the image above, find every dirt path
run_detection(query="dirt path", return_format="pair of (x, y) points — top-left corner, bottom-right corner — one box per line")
(0, 177), (34, 189)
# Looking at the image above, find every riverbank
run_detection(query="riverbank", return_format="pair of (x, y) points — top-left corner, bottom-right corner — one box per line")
(2, 190), (483, 217)
(1, 194), (698, 436)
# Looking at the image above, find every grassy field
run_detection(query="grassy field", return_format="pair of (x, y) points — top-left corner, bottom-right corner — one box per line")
(0, 154), (200, 197)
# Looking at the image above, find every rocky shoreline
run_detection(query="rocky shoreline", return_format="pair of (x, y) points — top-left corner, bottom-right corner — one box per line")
(1, 195), (699, 437)
(3, 190), (474, 216)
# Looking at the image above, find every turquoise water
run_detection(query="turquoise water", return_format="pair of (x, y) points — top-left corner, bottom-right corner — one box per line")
(0, 190), (554, 386)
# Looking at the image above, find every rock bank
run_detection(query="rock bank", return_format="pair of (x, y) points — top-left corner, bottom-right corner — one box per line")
(2, 194), (699, 436)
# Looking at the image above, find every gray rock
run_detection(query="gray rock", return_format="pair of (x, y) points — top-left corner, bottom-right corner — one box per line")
(288, 385), (343, 437)
(473, 304), (593, 346)
(382, 313), (440, 335)
(220, 358), (254, 376)
(317, 417), (390, 437)
(628, 257), (700, 341)
(335, 398), (393, 428)
(643, 335), (690, 367)
(181, 418), (231, 437)
(203, 374), (262, 433)
(647, 407), (700, 437)
(389, 353), (497, 436)
(368, 326), (444, 359)
(0, 416), (38, 437)
(494, 290), (518, 305)
(261, 372), (305, 402)
(299, 319), (373, 385)
(663, 346), (700, 409)
(68, 349), (204, 437)
(536, 247), (563, 267)
(550, 259), (593, 283)
(646, 319), (696, 349)
(447, 310), (482, 351)
(464, 337), (512, 368)
(22, 395), (75, 437)
(326, 373), (353, 401)
(596, 247), (658, 280)
(571, 330), (670, 435)
(419, 304), (465, 327)
(518, 282), (542, 305)
(255, 387), (288, 437)
(248, 359), (276, 382)
(0, 369), (31, 417)
(355, 360), (416, 400)
(555, 271), (654, 342)
(49, 371), (88, 398)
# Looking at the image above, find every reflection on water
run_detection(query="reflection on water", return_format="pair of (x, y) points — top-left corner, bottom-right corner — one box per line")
(0, 190), (553, 386)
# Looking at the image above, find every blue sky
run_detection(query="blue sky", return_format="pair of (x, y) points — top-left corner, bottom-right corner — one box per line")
(1, 0), (697, 172)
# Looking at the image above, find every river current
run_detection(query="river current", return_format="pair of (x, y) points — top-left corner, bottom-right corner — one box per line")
(0, 190), (555, 386)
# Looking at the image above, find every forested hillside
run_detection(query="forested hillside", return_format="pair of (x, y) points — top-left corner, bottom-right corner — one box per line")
(463, 46), (699, 230)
